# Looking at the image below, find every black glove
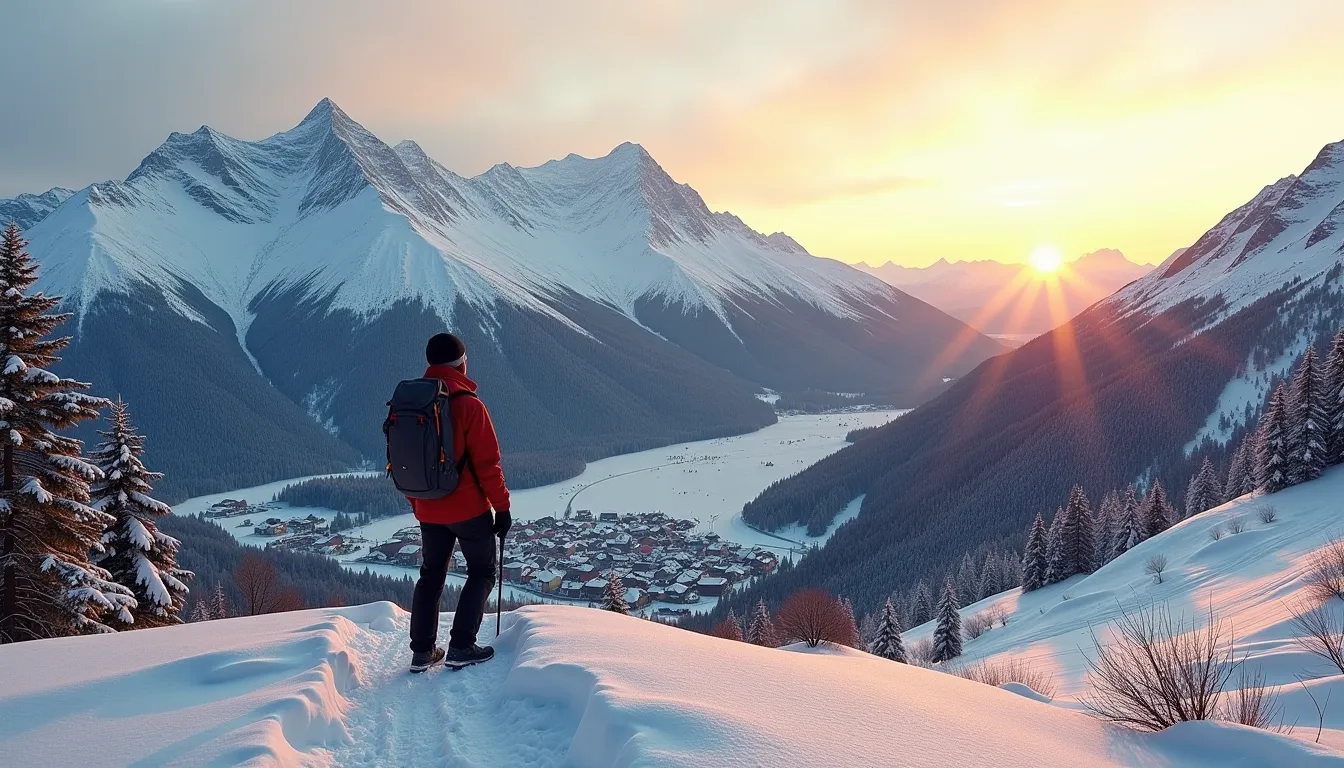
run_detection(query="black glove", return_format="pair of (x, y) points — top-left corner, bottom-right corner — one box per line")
(494, 508), (512, 539)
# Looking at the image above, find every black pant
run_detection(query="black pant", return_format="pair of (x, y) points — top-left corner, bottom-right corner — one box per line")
(409, 512), (497, 652)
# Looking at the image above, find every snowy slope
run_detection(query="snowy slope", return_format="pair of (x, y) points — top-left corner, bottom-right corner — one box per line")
(906, 467), (1344, 750)
(2, 603), (1335, 767)
(1108, 141), (1344, 327)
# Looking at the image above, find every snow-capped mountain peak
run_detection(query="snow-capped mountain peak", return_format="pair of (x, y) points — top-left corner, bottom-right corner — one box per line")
(0, 186), (75, 231)
(19, 98), (897, 331)
(0, 99), (1007, 497)
(1111, 136), (1344, 326)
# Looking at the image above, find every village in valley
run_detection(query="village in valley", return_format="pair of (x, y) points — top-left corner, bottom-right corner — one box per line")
(203, 499), (783, 615)
(359, 510), (782, 614)
(201, 498), (366, 557)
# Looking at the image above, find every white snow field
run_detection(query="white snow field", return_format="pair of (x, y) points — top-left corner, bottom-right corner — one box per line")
(2, 602), (1336, 767)
(906, 466), (1344, 750)
(176, 409), (904, 557)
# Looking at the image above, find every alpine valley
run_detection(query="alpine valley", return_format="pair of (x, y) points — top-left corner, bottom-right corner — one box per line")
(726, 137), (1344, 616)
(3, 99), (1004, 500)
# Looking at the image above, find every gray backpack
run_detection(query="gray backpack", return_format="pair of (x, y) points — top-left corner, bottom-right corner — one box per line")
(383, 378), (475, 499)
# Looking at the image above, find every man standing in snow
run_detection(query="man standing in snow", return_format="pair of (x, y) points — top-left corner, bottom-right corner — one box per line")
(407, 333), (512, 672)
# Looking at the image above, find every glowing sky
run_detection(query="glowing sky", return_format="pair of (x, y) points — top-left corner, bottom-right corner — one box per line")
(4, 0), (1344, 267)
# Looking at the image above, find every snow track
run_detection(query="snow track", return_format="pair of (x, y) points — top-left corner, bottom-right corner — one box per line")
(334, 612), (574, 768)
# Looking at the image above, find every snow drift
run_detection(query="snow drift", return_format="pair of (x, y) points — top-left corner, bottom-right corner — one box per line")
(3, 599), (1338, 766)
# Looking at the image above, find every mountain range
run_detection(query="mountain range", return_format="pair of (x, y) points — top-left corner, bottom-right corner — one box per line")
(728, 136), (1344, 615)
(858, 249), (1152, 337)
(3, 99), (1004, 500)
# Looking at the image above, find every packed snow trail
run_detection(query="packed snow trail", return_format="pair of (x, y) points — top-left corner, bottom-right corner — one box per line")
(333, 612), (574, 768)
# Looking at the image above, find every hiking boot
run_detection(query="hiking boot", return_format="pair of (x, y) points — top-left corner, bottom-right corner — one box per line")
(444, 644), (495, 669)
(410, 647), (446, 673)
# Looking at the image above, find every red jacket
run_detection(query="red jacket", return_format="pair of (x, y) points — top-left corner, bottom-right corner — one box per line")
(408, 365), (510, 525)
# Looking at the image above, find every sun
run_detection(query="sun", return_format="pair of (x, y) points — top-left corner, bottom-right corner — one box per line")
(1029, 245), (1064, 274)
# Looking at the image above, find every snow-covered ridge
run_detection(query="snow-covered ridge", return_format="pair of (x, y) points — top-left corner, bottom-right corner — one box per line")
(0, 187), (75, 231)
(1108, 138), (1344, 325)
(18, 98), (892, 333)
(907, 467), (1344, 753)
(2, 601), (1335, 766)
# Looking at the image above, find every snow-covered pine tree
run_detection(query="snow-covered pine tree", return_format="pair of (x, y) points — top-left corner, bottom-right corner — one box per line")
(1044, 507), (1066, 584)
(1140, 480), (1174, 539)
(0, 223), (132, 643)
(1110, 487), (1143, 559)
(1286, 347), (1328, 486)
(1224, 436), (1254, 502)
(90, 399), (190, 628)
(1256, 384), (1290, 493)
(1060, 485), (1095, 577)
(1022, 511), (1047, 591)
(931, 576), (963, 663)
(1325, 329), (1344, 467)
(979, 550), (1001, 599)
(955, 553), (979, 604)
(1184, 457), (1222, 517)
(600, 570), (628, 614)
(868, 598), (907, 662)
(189, 599), (212, 623)
(210, 582), (230, 620)
(909, 581), (934, 625)
(746, 599), (776, 646)
(838, 596), (860, 647)
(1095, 490), (1122, 566)
(1000, 548), (1023, 587)
(717, 608), (744, 641)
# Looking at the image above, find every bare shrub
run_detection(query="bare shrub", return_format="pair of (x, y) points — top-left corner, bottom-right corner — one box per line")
(907, 637), (936, 666)
(1305, 539), (1344, 604)
(1291, 603), (1344, 673)
(775, 588), (859, 648)
(1227, 517), (1247, 535)
(1295, 676), (1333, 744)
(233, 554), (306, 616)
(1082, 603), (1237, 731)
(1219, 666), (1284, 732)
(986, 603), (1010, 628)
(1145, 554), (1169, 584)
(951, 658), (1058, 698)
(1209, 526), (1225, 541)
(1258, 506), (1278, 524)
(964, 611), (993, 639)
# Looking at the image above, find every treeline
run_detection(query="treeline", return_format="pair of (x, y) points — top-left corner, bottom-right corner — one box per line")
(776, 390), (869, 413)
(724, 278), (1342, 618)
(275, 451), (589, 528)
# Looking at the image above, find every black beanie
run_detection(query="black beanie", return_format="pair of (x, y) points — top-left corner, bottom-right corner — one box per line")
(426, 333), (466, 366)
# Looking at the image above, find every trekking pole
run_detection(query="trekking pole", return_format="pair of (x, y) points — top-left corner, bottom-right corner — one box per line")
(496, 532), (504, 636)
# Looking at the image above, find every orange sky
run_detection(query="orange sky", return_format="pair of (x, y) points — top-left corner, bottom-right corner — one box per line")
(7, 0), (1344, 267)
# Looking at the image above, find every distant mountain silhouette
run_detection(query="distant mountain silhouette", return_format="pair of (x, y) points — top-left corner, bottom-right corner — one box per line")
(858, 249), (1152, 335)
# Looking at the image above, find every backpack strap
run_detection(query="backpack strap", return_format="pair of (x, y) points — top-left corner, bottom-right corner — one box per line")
(442, 388), (485, 496)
